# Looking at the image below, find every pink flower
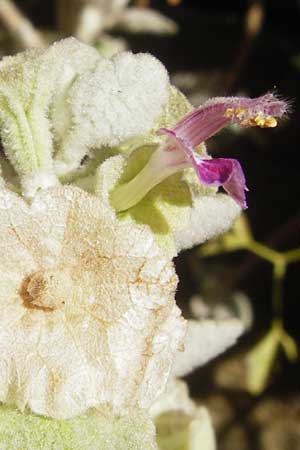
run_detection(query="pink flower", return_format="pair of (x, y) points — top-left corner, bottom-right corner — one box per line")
(111, 94), (287, 212)
(157, 94), (287, 209)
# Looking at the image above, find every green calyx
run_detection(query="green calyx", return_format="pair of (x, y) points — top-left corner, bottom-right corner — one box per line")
(113, 145), (193, 256)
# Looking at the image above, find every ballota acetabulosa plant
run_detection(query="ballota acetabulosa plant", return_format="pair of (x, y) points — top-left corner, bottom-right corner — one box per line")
(0, 38), (287, 450)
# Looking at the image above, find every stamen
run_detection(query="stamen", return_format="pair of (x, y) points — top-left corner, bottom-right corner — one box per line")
(235, 107), (247, 119)
(240, 115), (278, 128)
(224, 108), (235, 118)
(225, 107), (278, 129)
(254, 115), (266, 127)
(264, 117), (277, 128)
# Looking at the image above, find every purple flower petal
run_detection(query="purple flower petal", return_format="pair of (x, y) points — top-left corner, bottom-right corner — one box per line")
(157, 130), (248, 208)
(196, 158), (248, 209)
(157, 127), (193, 160)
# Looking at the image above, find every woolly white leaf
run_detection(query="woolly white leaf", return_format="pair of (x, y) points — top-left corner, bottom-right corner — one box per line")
(172, 319), (243, 377)
(0, 37), (100, 197)
(150, 379), (195, 417)
(174, 194), (241, 253)
(0, 48), (57, 197)
(153, 380), (216, 450)
(55, 51), (169, 176)
(49, 37), (101, 148)
(0, 179), (186, 419)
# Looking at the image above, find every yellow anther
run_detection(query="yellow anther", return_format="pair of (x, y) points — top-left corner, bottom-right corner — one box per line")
(241, 118), (256, 128)
(264, 117), (277, 128)
(225, 108), (235, 118)
(254, 115), (266, 127)
(225, 108), (278, 129)
(235, 107), (246, 118)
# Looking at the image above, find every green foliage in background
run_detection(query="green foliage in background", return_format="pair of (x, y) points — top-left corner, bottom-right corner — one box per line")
(198, 214), (299, 394)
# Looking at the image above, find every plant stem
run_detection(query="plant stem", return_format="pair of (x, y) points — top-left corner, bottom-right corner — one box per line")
(284, 248), (300, 264)
(0, 0), (46, 49)
(272, 260), (286, 318)
(244, 240), (284, 265)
